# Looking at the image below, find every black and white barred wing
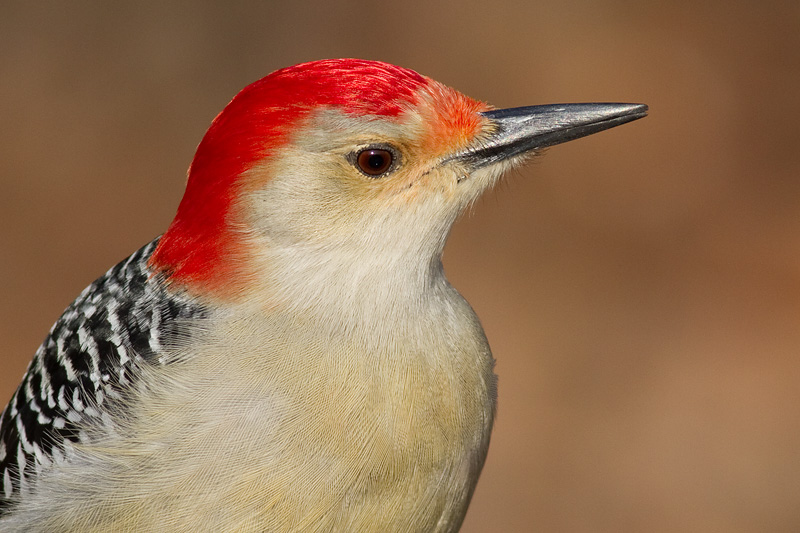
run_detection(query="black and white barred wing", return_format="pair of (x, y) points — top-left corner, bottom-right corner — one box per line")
(0, 239), (206, 513)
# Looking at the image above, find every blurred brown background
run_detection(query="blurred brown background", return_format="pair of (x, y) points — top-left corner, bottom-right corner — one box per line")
(1, 1), (799, 531)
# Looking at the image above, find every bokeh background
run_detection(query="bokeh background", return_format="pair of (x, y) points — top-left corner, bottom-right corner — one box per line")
(1, 1), (799, 531)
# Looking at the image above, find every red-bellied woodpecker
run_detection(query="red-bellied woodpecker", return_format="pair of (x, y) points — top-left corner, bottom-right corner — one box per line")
(0, 59), (646, 531)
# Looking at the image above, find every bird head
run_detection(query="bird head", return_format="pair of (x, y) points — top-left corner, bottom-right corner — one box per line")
(149, 59), (646, 307)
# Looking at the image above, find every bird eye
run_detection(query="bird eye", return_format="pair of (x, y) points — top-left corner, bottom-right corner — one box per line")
(355, 148), (394, 177)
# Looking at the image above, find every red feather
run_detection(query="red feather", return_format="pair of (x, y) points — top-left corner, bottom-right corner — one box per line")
(149, 59), (430, 298)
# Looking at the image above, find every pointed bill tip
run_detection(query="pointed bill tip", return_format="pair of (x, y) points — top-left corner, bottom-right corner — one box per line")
(460, 102), (648, 168)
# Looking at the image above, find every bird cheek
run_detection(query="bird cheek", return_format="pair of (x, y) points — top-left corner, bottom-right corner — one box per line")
(396, 168), (458, 202)
(428, 161), (467, 190)
(460, 164), (506, 201)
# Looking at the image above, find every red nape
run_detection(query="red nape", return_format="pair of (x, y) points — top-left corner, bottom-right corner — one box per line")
(149, 59), (430, 299)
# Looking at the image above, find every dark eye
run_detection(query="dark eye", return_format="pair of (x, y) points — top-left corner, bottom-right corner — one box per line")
(355, 148), (394, 177)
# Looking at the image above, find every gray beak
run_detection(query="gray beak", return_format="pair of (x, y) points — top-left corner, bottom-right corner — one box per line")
(458, 103), (648, 168)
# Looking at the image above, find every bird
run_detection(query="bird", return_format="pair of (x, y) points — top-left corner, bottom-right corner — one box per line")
(0, 59), (646, 532)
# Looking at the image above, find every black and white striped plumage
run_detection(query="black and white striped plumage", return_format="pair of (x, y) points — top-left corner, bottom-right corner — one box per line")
(0, 239), (207, 514)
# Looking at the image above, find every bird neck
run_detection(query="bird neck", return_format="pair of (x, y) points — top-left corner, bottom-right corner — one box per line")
(251, 235), (449, 324)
